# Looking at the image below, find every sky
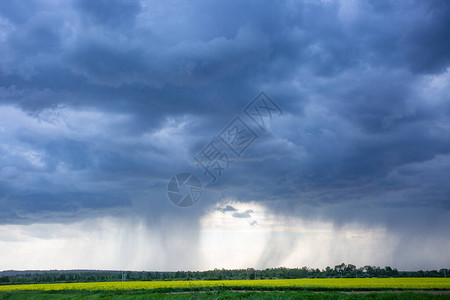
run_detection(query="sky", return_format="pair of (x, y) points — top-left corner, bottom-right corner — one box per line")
(0, 0), (450, 272)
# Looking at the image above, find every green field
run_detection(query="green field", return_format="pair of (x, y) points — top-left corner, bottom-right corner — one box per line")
(1, 278), (450, 291)
(1, 290), (450, 300)
(1, 278), (450, 299)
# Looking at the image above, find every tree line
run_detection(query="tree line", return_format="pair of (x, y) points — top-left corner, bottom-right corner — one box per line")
(0, 264), (448, 285)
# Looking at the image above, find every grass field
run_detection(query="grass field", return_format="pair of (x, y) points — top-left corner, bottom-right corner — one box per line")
(1, 290), (450, 300)
(1, 278), (450, 292)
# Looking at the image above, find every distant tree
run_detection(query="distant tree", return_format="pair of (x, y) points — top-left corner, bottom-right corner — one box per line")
(334, 263), (346, 278)
(247, 268), (256, 280)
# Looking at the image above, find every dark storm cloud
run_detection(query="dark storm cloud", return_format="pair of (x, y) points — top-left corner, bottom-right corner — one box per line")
(0, 0), (449, 244)
(401, 1), (450, 74)
(216, 205), (253, 218)
(217, 205), (238, 213)
(232, 210), (253, 219)
(74, 0), (142, 28)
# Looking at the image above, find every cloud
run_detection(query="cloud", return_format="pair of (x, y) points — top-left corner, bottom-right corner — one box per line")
(217, 205), (238, 213)
(0, 0), (450, 270)
(217, 204), (254, 218)
(74, 0), (142, 29)
(232, 210), (254, 219)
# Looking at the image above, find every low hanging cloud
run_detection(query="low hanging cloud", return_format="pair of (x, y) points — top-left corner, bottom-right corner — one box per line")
(232, 210), (254, 219)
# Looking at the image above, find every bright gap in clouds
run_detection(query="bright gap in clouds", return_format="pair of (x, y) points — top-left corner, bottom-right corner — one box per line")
(3, 197), (447, 272)
(0, 214), (384, 271)
(200, 199), (393, 270)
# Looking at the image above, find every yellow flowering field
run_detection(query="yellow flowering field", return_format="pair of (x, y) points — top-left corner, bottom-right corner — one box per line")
(1, 278), (450, 292)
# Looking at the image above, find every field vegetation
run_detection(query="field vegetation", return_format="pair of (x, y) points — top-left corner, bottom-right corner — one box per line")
(1, 278), (450, 292)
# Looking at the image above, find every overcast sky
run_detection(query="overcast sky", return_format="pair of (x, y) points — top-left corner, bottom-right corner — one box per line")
(1, 0), (450, 271)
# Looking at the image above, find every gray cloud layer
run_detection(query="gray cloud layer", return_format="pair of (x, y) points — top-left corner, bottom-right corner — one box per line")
(1, 0), (450, 264)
